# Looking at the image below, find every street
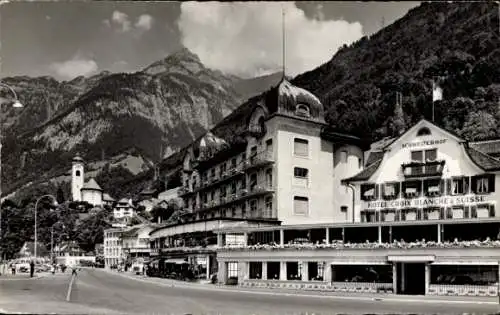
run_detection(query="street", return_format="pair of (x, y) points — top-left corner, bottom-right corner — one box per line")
(1, 269), (499, 314)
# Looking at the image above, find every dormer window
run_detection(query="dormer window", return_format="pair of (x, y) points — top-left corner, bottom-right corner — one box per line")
(417, 127), (431, 137)
(295, 104), (310, 117)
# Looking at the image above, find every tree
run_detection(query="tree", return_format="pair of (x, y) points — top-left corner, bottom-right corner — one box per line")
(56, 186), (65, 204)
(75, 210), (111, 252)
(460, 111), (499, 140)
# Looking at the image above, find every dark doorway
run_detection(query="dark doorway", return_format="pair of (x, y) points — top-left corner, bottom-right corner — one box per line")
(397, 263), (426, 295)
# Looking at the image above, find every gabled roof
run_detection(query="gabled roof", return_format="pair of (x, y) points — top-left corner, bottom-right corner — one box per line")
(342, 159), (383, 183)
(82, 178), (102, 191)
(365, 151), (384, 166)
(465, 146), (500, 171)
(103, 193), (115, 201)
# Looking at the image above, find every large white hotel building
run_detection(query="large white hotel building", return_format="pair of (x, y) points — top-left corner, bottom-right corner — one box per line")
(147, 77), (500, 297)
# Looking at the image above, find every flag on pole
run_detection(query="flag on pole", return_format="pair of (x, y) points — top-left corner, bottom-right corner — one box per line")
(432, 80), (443, 102)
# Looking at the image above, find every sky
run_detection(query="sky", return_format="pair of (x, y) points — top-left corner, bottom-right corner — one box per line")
(0, 1), (420, 81)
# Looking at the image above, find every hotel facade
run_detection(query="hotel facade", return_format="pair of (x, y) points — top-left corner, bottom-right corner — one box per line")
(147, 78), (500, 296)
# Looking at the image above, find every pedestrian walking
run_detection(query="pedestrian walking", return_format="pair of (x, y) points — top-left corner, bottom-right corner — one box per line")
(29, 260), (35, 278)
(11, 264), (16, 275)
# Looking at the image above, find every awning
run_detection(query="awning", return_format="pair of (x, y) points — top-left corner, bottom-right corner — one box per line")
(164, 259), (188, 265)
(387, 255), (435, 262)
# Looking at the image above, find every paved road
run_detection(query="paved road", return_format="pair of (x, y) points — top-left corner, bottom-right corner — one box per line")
(1, 269), (500, 314)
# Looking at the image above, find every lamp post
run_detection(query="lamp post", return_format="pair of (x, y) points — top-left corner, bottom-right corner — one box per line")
(0, 82), (23, 263)
(34, 194), (58, 260)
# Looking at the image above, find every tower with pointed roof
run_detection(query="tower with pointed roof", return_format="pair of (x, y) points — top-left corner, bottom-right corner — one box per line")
(72, 154), (84, 202)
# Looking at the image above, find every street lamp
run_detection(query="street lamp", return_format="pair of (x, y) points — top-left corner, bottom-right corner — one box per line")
(0, 81), (24, 263)
(34, 194), (58, 261)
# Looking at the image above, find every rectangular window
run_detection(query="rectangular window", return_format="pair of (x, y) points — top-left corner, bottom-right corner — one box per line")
(294, 167), (309, 178)
(293, 196), (309, 215)
(231, 158), (237, 169)
(249, 262), (262, 279)
(265, 197), (273, 217)
(266, 169), (273, 188)
(249, 173), (257, 191)
(266, 139), (273, 154)
(231, 182), (237, 195)
(477, 177), (489, 193)
(250, 199), (258, 216)
(227, 262), (238, 278)
(294, 138), (309, 156)
(452, 177), (468, 195)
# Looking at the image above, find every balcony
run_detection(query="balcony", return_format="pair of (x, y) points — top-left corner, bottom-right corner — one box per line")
(198, 185), (274, 213)
(180, 169), (245, 198)
(402, 160), (445, 178)
(244, 154), (274, 171)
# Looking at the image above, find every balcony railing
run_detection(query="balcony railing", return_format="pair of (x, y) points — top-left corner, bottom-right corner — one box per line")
(197, 185), (274, 213)
(245, 154), (274, 171)
(402, 160), (445, 178)
(221, 239), (500, 251)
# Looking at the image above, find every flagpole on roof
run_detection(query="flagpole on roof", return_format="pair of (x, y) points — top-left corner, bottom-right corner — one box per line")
(282, 5), (286, 79)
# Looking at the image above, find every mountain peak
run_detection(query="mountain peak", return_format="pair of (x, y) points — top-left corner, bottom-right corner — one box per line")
(143, 48), (204, 76)
(169, 47), (201, 62)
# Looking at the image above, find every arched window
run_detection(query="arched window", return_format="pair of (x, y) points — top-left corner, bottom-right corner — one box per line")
(417, 127), (431, 137)
(75, 170), (81, 176)
(295, 104), (310, 117)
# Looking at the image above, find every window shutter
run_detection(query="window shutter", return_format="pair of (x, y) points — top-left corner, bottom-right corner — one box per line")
(464, 205), (470, 219)
(470, 205), (477, 218)
(446, 179), (452, 195)
(489, 204), (496, 218)
(446, 207), (452, 219)
(381, 184), (386, 199)
(471, 176), (477, 193)
(464, 177), (470, 194)
(439, 207), (445, 220)
(488, 174), (495, 192)
(440, 179), (445, 195)
(375, 184), (380, 200)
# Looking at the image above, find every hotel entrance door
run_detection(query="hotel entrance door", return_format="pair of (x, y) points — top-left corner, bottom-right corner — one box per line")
(396, 263), (426, 295)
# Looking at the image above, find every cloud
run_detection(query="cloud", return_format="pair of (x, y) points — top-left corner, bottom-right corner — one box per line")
(50, 57), (98, 80)
(135, 14), (153, 31)
(112, 10), (131, 32)
(178, 2), (363, 78)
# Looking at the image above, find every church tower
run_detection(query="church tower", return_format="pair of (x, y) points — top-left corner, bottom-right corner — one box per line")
(72, 154), (84, 202)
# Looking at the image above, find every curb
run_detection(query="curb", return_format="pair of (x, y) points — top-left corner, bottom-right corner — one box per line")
(99, 270), (499, 306)
(0, 274), (46, 281)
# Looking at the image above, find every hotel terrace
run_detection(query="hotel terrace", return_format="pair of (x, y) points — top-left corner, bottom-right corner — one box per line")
(148, 78), (500, 296)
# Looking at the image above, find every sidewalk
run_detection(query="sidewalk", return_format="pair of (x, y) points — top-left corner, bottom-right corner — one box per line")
(100, 269), (499, 305)
(0, 272), (50, 280)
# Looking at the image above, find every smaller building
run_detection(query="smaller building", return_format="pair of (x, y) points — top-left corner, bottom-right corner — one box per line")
(103, 193), (115, 207)
(53, 242), (95, 267)
(114, 198), (136, 219)
(121, 224), (155, 265)
(104, 227), (127, 268)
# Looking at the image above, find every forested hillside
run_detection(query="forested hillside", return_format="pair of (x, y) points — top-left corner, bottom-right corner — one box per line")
(293, 2), (500, 141)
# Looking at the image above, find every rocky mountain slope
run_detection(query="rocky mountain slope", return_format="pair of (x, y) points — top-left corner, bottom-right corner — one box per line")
(293, 2), (500, 141)
(1, 49), (276, 199)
